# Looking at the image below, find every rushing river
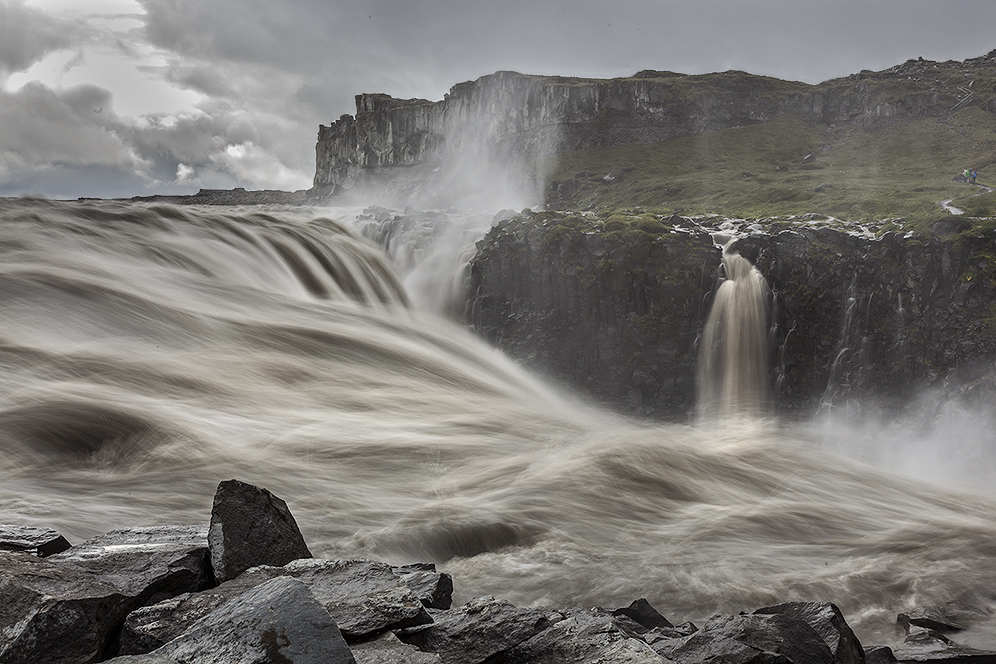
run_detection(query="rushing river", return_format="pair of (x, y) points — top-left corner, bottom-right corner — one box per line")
(1, 198), (994, 648)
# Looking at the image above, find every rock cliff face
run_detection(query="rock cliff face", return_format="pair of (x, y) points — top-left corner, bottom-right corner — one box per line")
(467, 213), (996, 418)
(314, 52), (996, 196)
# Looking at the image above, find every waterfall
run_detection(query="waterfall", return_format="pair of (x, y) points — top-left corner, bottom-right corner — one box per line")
(696, 242), (771, 418)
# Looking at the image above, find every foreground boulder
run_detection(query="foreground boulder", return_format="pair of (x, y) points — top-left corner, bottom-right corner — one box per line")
(0, 553), (128, 664)
(652, 612), (835, 664)
(754, 601), (865, 664)
(0, 523), (71, 557)
(494, 607), (669, 663)
(110, 576), (355, 664)
(48, 526), (211, 607)
(397, 596), (555, 664)
(208, 479), (312, 582)
(120, 558), (432, 654)
(893, 625), (996, 664)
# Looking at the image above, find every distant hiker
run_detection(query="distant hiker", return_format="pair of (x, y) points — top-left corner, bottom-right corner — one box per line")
(971, 169), (978, 184)
(964, 168), (971, 181)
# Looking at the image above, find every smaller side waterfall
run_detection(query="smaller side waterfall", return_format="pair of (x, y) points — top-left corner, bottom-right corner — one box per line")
(697, 242), (771, 419)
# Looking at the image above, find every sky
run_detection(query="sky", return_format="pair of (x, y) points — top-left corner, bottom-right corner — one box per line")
(1, 0), (995, 199)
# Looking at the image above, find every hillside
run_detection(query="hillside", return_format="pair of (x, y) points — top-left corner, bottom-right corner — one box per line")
(316, 50), (996, 224)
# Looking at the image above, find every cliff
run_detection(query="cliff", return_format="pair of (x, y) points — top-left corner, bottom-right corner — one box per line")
(314, 52), (996, 198)
(467, 211), (996, 419)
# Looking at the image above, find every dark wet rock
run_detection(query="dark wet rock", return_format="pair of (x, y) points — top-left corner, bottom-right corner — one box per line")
(143, 576), (355, 664)
(893, 625), (996, 664)
(0, 523), (71, 556)
(754, 601), (865, 664)
(394, 563), (453, 610)
(0, 552), (129, 664)
(898, 604), (989, 634)
(493, 607), (669, 663)
(48, 526), (211, 606)
(865, 646), (898, 664)
(612, 597), (675, 631)
(652, 612), (835, 664)
(208, 479), (312, 582)
(119, 591), (231, 655)
(350, 632), (441, 664)
(469, 213), (720, 418)
(397, 595), (555, 664)
(120, 558), (431, 653)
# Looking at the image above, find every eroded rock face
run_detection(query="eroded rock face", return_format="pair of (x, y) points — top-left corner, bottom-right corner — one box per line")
(208, 479), (312, 582)
(468, 213), (996, 418)
(468, 213), (719, 418)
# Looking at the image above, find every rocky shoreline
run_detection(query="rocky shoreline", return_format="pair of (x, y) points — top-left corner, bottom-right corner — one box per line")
(2, 479), (993, 664)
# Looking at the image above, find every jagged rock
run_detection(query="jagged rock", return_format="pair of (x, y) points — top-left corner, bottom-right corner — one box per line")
(208, 479), (312, 582)
(0, 523), (71, 556)
(397, 596), (555, 664)
(119, 591), (231, 655)
(898, 604), (989, 634)
(865, 646), (898, 664)
(120, 558), (431, 653)
(394, 563), (454, 609)
(102, 655), (179, 664)
(611, 597), (675, 631)
(0, 552), (129, 664)
(48, 526), (211, 606)
(652, 613), (835, 664)
(350, 632), (441, 664)
(130, 576), (355, 664)
(493, 607), (669, 663)
(893, 625), (996, 664)
(754, 601), (865, 664)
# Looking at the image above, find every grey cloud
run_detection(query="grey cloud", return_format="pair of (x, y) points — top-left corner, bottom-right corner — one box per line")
(0, 0), (88, 75)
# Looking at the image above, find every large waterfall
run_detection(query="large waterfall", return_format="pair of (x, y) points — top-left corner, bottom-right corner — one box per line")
(697, 242), (771, 419)
(2, 199), (996, 648)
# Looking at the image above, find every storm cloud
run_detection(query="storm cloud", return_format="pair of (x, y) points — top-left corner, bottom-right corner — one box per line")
(2, 0), (995, 198)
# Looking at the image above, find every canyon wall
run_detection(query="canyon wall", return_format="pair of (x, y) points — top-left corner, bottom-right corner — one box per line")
(467, 213), (996, 419)
(314, 53), (996, 195)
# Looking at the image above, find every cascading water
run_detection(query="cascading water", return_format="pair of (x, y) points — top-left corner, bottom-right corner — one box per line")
(697, 240), (771, 419)
(2, 199), (996, 648)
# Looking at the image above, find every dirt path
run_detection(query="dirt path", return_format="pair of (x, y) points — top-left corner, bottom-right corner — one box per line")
(937, 182), (992, 214)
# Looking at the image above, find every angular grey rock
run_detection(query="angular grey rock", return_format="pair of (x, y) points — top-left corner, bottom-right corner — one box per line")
(120, 591), (230, 655)
(48, 526), (211, 605)
(208, 479), (312, 582)
(652, 613), (834, 664)
(0, 523), (71, 556)
(397, 596), (554, 664)
(897, 604), (989, 634)
(0, 552), (129, 664)
(394, 563), (454, 609)
(350, 632), (441, 664)
(754, 601), (865, 664)
(495, 608), (669, 663)
(611, 598), (675, 633)
(120, 558), (432, 653)
(893, 625), (996, 664)
(152, 576), (355, 664)
(865, 645), (898, 664)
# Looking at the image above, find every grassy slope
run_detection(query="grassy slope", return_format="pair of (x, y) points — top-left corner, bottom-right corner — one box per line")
(544, 106), (996, 226)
